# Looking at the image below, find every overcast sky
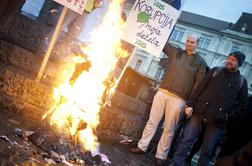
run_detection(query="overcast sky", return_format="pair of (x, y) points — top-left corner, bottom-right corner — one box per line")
(181, 0), (252, 23)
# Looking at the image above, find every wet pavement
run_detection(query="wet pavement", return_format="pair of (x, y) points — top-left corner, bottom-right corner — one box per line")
(0, 108), (155, 166)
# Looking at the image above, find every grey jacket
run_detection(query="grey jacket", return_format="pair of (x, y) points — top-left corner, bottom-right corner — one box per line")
(160, 43), (207, 100)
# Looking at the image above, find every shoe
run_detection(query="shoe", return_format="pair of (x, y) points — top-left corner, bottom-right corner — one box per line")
(129, 147), (145, 154)
(155, 158), (165, 166)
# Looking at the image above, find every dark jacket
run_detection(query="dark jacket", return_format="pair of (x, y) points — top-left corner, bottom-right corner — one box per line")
(160, 43), (207, 100)
(188, 67), (248, 128)
(219, 96), (252, 157)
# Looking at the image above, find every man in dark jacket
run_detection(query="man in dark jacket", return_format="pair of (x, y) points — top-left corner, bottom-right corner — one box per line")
(168, 51), (248, 166)
(130, 34), (207, 165)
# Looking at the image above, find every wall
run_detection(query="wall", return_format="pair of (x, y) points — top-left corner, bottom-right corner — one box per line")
(0, 39), (54, 119)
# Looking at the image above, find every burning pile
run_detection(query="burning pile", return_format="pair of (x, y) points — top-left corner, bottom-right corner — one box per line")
(43, 0), (128, 152)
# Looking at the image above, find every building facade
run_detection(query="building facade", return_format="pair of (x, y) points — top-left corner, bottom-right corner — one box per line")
(129, 11), (252, 95)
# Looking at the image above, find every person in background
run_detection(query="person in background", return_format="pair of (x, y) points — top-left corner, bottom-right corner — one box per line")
(59, 0), (105, 42)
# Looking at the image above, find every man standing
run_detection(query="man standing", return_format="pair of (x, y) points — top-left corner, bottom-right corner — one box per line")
(169, 51), (248, 166)
(130, 34), (207, 165)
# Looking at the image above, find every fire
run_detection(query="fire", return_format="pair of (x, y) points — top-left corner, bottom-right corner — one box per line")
(44, 0), (128, 151)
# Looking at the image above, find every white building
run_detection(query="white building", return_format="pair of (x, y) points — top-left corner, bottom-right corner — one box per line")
(129, 11), (252, 95)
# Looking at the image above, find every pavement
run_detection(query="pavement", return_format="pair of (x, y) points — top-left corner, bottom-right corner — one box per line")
(0, 108), (156, 166)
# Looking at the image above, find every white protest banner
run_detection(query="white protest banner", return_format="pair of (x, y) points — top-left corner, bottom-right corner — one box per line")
(54, 0), (87, 14)
(122, 0), (181, 57)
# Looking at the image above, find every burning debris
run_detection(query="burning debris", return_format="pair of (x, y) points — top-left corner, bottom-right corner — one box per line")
(42, 0), (129, 155)
(0, 135), (23, 148)
(119, 135), (133, 145)
(0, 109), (156, 165)
(0, 125), (112, 165)
(68, 43), (92, 85)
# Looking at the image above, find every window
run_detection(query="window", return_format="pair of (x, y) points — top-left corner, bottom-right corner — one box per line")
(231, 45), (240, 52)
(135, 59), (142, 71)
(155, 67), (163, 80)
(198, 52), (207, 57)
(170, 28), (185, 42)
(211, 56), (225, 68)
(240, 63), (247, 74)
(241, 23), (247, 32)
(198, 35), (212, 49)
(170, 29), (178, 41)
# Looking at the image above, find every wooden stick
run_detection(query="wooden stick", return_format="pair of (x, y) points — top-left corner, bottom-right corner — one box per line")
(116, 47), (137, 83)
(36, 7), (68, 82)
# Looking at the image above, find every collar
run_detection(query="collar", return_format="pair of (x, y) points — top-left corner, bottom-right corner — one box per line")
(183, 50), (197, 59)
(184, 50), (197, 56)
(223, 67), (240, 76)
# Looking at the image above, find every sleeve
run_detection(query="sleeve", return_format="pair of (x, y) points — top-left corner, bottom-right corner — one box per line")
(228, 78), (248, 120)
(187, 67), (216, 107)
(189, 60), (207, 100)
(162, 42), (179, 59)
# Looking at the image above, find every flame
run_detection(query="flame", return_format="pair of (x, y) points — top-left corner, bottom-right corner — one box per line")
(45, 0), (128, 151)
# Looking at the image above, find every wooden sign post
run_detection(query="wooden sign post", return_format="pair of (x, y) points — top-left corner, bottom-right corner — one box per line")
(36, 6), (68, 82)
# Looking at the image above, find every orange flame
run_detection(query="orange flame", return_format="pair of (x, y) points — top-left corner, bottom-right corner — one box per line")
(44, 0), (127, 151)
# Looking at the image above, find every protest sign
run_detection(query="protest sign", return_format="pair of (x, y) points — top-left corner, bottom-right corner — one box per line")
(54, 0), (87, 14)
(122, 0), (180, 57)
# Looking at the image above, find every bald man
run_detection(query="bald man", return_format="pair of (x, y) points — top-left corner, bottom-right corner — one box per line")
(130, 34), (207, 166)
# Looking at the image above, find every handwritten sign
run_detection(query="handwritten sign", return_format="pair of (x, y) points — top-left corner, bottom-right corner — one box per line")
(122, 0), (180, 57)
(54, 0), (87, 14)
